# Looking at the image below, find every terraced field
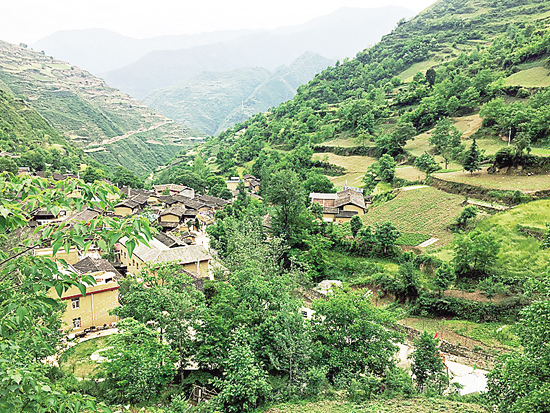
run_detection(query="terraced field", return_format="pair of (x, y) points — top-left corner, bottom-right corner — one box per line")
(362, 186), (465, 248)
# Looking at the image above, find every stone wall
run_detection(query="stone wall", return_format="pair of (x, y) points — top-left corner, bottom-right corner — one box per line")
(395, 323), (497, 370)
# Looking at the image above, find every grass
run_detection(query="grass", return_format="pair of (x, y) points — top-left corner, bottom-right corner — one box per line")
(503, 66), (550, 87)
(397, 60), (438, 82)
(325, 250), (400, 279)
(395, 232), (431, 246)
(433, 168), (550, 191)
(434, 199), (550, 280)
(401, 317), (520, 350)
(58, 336), (109, 378)
(395, 166), (426, 182)
(362, 186), (465, 247)
(313, 153), (376, 172)
(260, 397), (487, 413)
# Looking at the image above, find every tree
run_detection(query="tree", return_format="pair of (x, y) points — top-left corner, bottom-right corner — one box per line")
(0, 174), (151, 411)
(81, 166), (104, 183)
(264, 169), (309, 245)
(377, 154), (397, 182)
(311, 288), (401, 382)
(303, 172), (336, 194)
(463, 137), (482, 174)
(396, 261), (420, 303)
(410, 331), (448, 393)
(113, 166), (143, 188)
(453, 205), (478, 230)
(414, 151), (441, 174)
(99, 318), (177, 405)
(213, 328), (271, 413)
(425, 67), (436, 87)
(513, 131), (532, 160)
(453, 229), (500, 278)
(429, 118), (463, 169)
(374, 221), (401, 255)
(0, 156), (18, 175)
(434, 263), (456, 297)
(487, 299), (550, 412)
(350, 215), (363, 237)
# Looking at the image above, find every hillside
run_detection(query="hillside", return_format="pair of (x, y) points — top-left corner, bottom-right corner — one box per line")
(196, 0), (550, 184)
(144, 53), (335, 135)
(101, 7), (414, 99)
(0, 40), (203, 175)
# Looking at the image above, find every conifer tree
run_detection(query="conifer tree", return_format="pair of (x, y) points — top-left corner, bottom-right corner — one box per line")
(463, 137), (481, 174)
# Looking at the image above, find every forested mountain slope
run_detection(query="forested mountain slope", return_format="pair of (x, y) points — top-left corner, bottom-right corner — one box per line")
(144, 52), (334, 135)
(199, 0), (550, 175)
(0, 40), (203, 176)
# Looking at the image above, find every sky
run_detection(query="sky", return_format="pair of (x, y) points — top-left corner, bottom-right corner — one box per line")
(1, 0), (436, 45)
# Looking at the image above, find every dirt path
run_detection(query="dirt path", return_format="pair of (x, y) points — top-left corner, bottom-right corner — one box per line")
(91, 120), (173, 146)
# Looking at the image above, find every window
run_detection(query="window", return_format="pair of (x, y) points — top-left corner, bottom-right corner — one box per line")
(71, 297), (80, 309)
(73, 317), (81, 328)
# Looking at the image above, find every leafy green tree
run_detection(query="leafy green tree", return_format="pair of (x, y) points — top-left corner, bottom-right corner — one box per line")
(311, 288), (401, 382)
(414, 151), (441, 174)
(350, 215), (363, 237)
(487, 300), (550, 412)
(0, 156), (18, 175)
(434, 263), (456, 297)
(513, 131), (532, 160)
(454, 205), (478, 230)
(81, 166), (104, 183)
(374, 221), (401, 255)
(453, 229), (500, 278)
(392, 120), (417, 147)
(377, 154), (397, 182)
(264, 169), (309, 245)
(463, 138), (482, 174)
(303, 172), (336, 194)
(113, 166), (143, 188)
(213, 328), (271, 413)
(410, 331), (448, 393)
(429, 118), (463, 169)
(99, 318), (177, 405)
(395, 261), (420, 303)
(0, 175), (151, 412)
(425, 67), (436, 87)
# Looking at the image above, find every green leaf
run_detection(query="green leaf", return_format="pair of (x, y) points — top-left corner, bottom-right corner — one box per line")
(11, 373), (22, 384)
(77, 283), (87, 297)
(55, 283), (64, 298)
(51, 240), (63, 257)
(126, 239), (136, 258)
(16, 306), (28, 322)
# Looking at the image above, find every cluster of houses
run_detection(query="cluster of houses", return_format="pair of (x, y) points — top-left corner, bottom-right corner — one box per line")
(28, 171), (370, 337)
(28, 176), (241, 336)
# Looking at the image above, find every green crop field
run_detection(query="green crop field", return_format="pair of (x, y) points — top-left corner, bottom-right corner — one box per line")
(363, 186), (465, 247)
(503, 66), (550, 88)
(433, 168), (550, 191)
(260, 397), (487, 413)
(313, 153), (376, 172)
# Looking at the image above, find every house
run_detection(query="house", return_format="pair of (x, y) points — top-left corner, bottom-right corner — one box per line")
(155, 232), (187, 248)
(50, 270), (120, 334)
(117, 236), (212, 278)
(197, 195), (230, 209)
(309, 192), (337, 207)
(158, 206), (186, 231)
(242, 175), (261, 192)
(154, 184), (195, 198)
(34, 246), (80, 265)
(333, 189), (366, 216)
(322, 207), (339, 222)
(225, 177), (241, 191)
(29, 208), (68, 226)
(114, 193), (149, 217)
(73, 256), (122, 278)
(334, 210), (359, 223)
(310, 188), (367, 218)
(18, 167), (30, 176)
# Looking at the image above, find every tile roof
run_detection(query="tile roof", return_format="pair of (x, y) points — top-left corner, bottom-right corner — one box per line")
(73, 257), (122, 278)
(334, 189), (366, 210)
(159, 206), (185, 218)
(120, 236), (212, 265)
(335, 210), (359, 218)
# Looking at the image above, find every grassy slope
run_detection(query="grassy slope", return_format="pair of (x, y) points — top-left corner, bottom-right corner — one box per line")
(433, 199), (550, 280)
(362, 186), (464, 247)
(58, 336), (109, 378)
(0, 40), (202, 175)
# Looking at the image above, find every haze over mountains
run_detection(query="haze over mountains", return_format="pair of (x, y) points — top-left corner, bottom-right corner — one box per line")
(32, 6), (414, 135)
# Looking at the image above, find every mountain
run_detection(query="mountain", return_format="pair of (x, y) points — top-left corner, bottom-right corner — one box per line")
(190, 0), (550, 176)
(0, 40), (204, 176)
(100, 6), (414, 99)
(31, 28), (261, 74)
(144, 52), (335, 135)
